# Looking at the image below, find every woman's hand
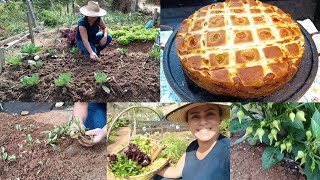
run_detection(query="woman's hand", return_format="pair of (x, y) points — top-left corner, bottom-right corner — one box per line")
(90, 51), (98, 60)
(78, 128), (107, 147)
(100, 36), (108, 46)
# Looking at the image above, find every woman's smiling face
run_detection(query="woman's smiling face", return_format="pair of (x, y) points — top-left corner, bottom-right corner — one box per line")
(187, 104), (221, 142)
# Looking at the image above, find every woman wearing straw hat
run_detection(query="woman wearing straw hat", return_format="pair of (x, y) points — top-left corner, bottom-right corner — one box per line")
(76, 1), (112, 60)
(155, 103), (230, 180)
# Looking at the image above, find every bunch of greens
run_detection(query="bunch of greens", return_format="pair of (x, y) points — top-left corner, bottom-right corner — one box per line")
(20, 73), (39, 87)
(131, 135), (154, 157)
(123, 143), (151, 167)
(108, 154), (142, 178)
(70, 47), (78, 55)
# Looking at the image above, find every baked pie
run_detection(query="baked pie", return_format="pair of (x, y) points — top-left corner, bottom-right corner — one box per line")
(176, 0), (305, 98)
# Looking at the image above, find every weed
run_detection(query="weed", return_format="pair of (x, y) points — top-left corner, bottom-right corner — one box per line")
(15, 124), (22, 131)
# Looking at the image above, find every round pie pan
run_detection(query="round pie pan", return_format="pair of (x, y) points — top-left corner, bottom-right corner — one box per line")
(163, 25), (318, 102)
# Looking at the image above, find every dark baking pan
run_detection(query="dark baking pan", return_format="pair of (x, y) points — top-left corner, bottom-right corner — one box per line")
(163, 25), (318, 102)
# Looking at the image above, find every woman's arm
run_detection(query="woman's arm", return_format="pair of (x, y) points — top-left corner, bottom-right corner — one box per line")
(99, 18), (108, 37)
(157, 153), (186, 179)
(72, 102), (89, 123)
(79, 26), (98, 59)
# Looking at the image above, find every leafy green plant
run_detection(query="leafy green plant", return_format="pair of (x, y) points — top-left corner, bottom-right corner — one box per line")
(117, 36), (130, 45)
(38, 10), (63, 27)
(70, 47), (78, 55)
(231, 103), (320, 179)
(108, 154), (142, 178)
(69, 117), (93, 143)
(20, 73), (40, 87)
(6, 55), (23, 65)
(158, 134), (189, 163)
(15, 124), (22, 131)
(26, 134), (41, 151)
(94, 72), (111, 84)
(1, 146), (16, 161)
(47, 49), (57, 56)
(93, 72), (111, 94)
(149, 45), (160, 61)
(28, 60), (44, 69)
(20, 44), (41, 56)
(54, 72), (72, 87)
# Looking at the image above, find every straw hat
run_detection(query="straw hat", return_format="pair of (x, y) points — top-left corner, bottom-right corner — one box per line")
(166, 103), (230, 124)
(80, 1), (107, 17)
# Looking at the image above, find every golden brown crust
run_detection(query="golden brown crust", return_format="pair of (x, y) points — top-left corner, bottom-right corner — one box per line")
(176, 0), (305, 98)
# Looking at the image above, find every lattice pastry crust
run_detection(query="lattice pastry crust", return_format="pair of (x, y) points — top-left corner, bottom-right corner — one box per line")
(176, 0), (305, 98)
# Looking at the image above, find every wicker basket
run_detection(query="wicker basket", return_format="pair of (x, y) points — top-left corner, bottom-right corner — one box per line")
(107, 106), (170, 180)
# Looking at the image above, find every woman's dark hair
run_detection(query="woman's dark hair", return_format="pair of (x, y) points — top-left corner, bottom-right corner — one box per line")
(186, 104), (222, 122)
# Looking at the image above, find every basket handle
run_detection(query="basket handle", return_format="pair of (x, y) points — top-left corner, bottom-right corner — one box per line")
(106, 106), (163, 141)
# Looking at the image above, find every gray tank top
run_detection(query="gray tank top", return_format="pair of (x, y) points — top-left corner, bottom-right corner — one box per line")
(181, 134), (230, 180)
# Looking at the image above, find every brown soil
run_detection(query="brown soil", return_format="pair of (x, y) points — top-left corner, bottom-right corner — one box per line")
(231, 134), (306, 180)
(0, 29), (159, 102)
(0, 113), (106, 180)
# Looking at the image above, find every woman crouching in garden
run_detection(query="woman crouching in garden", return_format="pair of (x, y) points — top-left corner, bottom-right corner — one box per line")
(155, 103), (230, 180)
(76, 1), (112, 60)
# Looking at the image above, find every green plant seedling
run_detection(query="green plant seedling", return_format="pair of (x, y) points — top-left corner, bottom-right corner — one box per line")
(15, 124), (22, 131)
(20, 43), (41, 56)
(20, 73), (39, 87)
(54, 72), (72, 87)
(94, 72), (111, 84)
(28, 60), (44, 69)
(47, 49), (57, 56)
(26, 134), (41, 151)
(1, 146), (16, 161)
(70, 47), (78, 55)
(6, 55), (23, 65)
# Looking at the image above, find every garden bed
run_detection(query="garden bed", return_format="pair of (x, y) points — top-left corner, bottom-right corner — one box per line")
(0, 28), (159, 102)
(0, 112), (106, 179)
(231, 134), (306, 180)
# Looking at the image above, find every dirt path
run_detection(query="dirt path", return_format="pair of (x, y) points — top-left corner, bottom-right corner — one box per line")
(231, 135), (306, 180)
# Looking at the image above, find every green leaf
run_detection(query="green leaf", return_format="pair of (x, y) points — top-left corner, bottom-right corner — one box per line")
(292, 142), (305, 157)
(305, 155), (320, 180)
(293, 129), (307, 141)
(249, 136), (259, 145)
(1, 146), (4, 153)
(27, 134), (32, 142)
(261, 146), (284, 170)
(7, 154), (16, 161)
(3, 152), (8, 160)
(282, 116), (304, 130)
(230, 117), (250, 133)
(311, 109), (320, 139)
(102, 85), (111, 94)
(232, 135), (248, 146)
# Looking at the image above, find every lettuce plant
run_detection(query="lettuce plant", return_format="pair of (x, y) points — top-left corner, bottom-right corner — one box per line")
(20, 73), (39, 87)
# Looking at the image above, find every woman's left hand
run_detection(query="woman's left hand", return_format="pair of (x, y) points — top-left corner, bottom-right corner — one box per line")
(100, 36), (108, 46)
